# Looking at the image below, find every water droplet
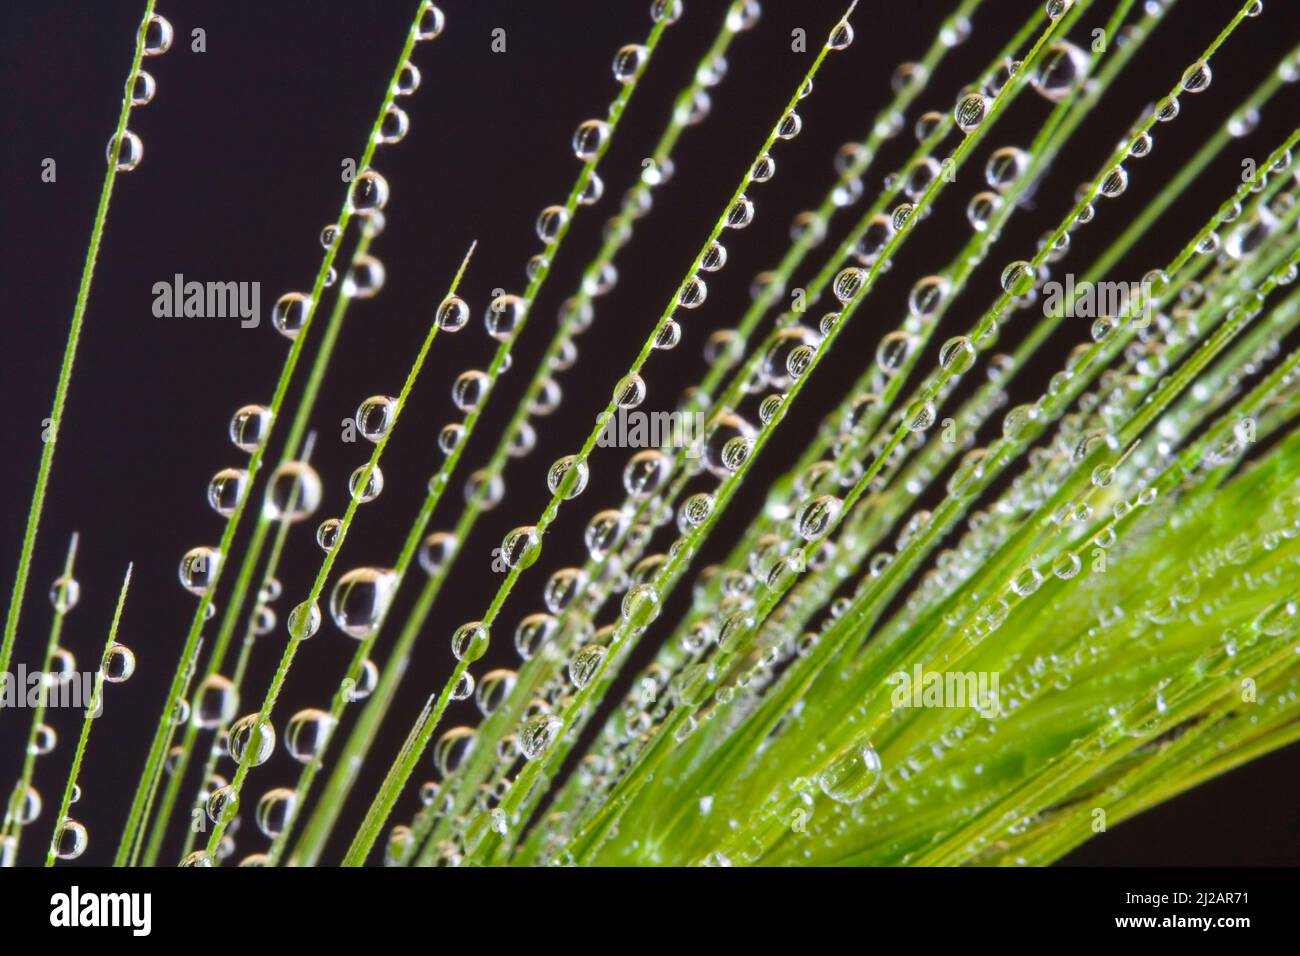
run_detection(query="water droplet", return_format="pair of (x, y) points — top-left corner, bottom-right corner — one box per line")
(618, 579), (660, 630)
(48, 575), (80, 614)
(142, 14), (174, 55)
(415, 2), (445, 40)
(272, 292), (313, 339)
(677, 275), (707, 309)
(536, 205), (570, 243)
(348, 169), (389, 215)
(1180, 60), (1211, 93)
(376, 105), (409, 144)
(1099, 165), (1128, 198)
(103, 643), (136, 683)
(464, 469), (503, 509)
(195, 675), (239, 728)
(544, 569), (587, 615)
(515, 612), (559, 659)
(228, 713), (276, 767)
(1052, 551), (1081, 579)
(818, 744), (882, 802)
(776, 111), (802, 140)
(518, 714), (562, 760)
(452, 369), (491, 412)
(229, 404), (273, 453)
(876, 330), (917, 375)
(342, 254), (385, 298)
(206, 784), (239, 825)
(953, 92), (988, 133)
(330, 567), (397, 639)
(828, 20), (854, 50)
(106, 130), (143, 171)
(1000, 260), (1036, 296)
(288, 601), (322, 639)
(1154, 95), (1180, 122)
(622, 449), (671, 501)
(905, 399), (937, 432)
(285, 708), (333, 764)
(502, 525), (542, 570)
(206, 467), (249, 518)
(418, 532), (457, 575)
(833, 267), (866, 303)
(311, 518), (340, 553)
(986, 147), (1029, 192)
(31, 723), (56, 755)
(613, 44), (648, 82)
(701, 241), (727, 271)
(1045, 0), (1072, 19)
(434, 727), (475, 776)
(54, 819), (88, 860)
(573, 119), (610, 160)
(1033, 41), (1088, 102)
(797, 495), (842, 541)
(395, 60), (421, 95)
(129, 70), (156, 106)
(615, 373), (647, 408)
(256, 788), (297, 838)
(547, 455), (590, 498)
(178, 547), (221, 596)
(726, 195), (755, 229)
(703, 412), (755, 479)
(356, 395), (397, 443)
(967, 191), (1002, 232)
(939, 336), (976, 373)
(263, 461), (322, 523)
(569, 644), (607, 689)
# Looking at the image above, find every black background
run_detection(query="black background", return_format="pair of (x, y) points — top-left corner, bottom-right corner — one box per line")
(1, 0), (1297, 867)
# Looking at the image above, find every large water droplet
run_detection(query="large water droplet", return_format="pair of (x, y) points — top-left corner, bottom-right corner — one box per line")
(329, 567), (397, 639)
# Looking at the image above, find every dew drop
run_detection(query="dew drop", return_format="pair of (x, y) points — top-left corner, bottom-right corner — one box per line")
(518, 714), (562, 760)
(54, 819), (88, 860)
(342, 255), (386, 299)
(229, 404), (272, 453)
(106, 130), (143, 171)
(142, 14), (174, 55)
(103, 643), (135, 683)
(263, 461), (322, 523)
(818, 744), (882, 802)
(573, 119), (610, 160)
(613, 44), (648, 82)
(288, 601), (322, 640)
(178, 547), (221, 596)
(452, 369), (491, 412)
(348, 171), (390, 218)
(356, 395), (397, 443)
(953, 92), (988, 133)
(547, 455), (590, 498)
(228, 714), (276, 767)
(1180, 60), (1212, 93)
(271, 292), (313, 339)
(415, 3), (446, 41)
(329, 567), (397, 639)
(569, 644), (607, 689)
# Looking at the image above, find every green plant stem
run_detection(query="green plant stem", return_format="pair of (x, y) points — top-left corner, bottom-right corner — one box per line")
(45, 564), (133, 866)
(114, 1), (436, 866)
(0, 0), (156, 686)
